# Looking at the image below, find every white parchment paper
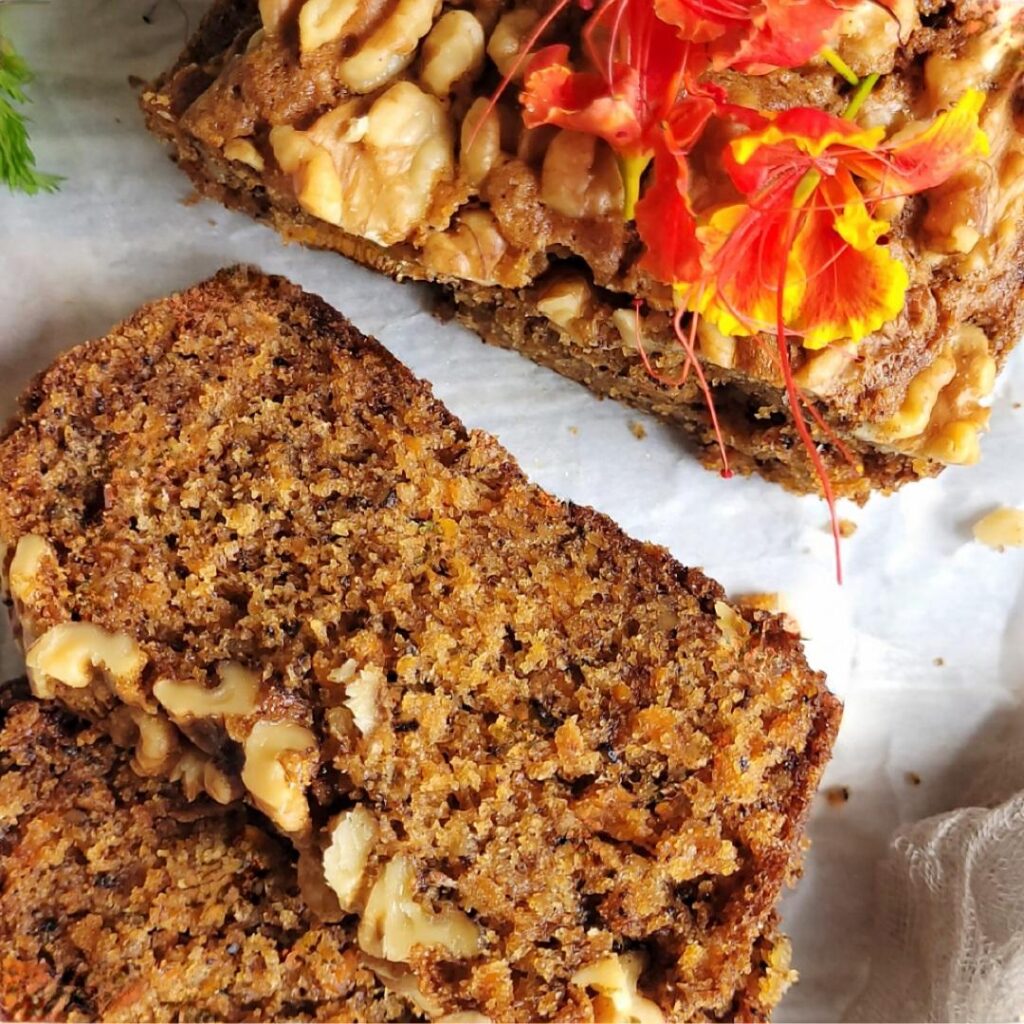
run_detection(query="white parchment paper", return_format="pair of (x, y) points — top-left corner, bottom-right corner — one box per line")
(1, 4), (1022, 1019)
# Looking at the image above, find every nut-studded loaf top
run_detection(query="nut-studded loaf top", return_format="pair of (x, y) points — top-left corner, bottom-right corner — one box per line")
(0, 690), (793, 1023)
(0, 268), (840, 1022)
(142, 0), (1024, 497)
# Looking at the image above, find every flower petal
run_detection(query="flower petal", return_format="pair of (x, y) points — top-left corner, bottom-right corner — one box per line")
(521, 46), (644, 152)
(691, 203), (805, 336)
(848, 89), (990, 195)
(725, 0), (848, 74)
(790, 192), (908, 349)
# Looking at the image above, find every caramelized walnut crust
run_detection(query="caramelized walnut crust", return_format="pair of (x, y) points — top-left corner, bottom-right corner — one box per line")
(142, 0), (1023, 501)
(0, 269), (836, 1022)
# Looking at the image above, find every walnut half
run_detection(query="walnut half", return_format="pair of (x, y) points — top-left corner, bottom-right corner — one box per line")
(241, 719), (317, 834)
(270, 82), (454, 246)
(571, 953), (665, 1024)
(25, 621), (147, 701)
(357, 856), (481, 962)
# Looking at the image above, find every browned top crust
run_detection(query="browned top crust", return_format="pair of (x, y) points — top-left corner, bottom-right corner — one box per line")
(0, 268), (839, 1021)
(143, 0), (1024, 454)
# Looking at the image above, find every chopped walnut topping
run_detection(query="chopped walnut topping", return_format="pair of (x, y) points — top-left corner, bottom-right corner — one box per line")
(337, 0), (440, 94)
(297, 0), (358, 52)
(154, 661), (260, 720)
(25, 622), (147, 701)
(421, 209), (511, 286)
(328, 659), (384, 735)
(572, 952), (665, 1024)
(460, 97), (506, 188)
(241, 720), (317, 834)
(108, 706), (181, 778)
(358, 856), (481, 962)
(973, 507), (1024, 550)
(360, 957), (445, 1018)
(540, 130), (623, 219)
(322, 805), (378, 911)
(258, 0), (301, 34)
(486, 8), (538, 79)
(7, 534), (59, 647)
(860, 325), (996, 465)
(420, 10), (485, 98)
(697, 321), (737, 370)
(714, 600), (750, 649)
(270, 82), (454, 246)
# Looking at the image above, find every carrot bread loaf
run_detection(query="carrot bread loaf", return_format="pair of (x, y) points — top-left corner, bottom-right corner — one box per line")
(0, 268), (840, 1022)
(142, 0), (1024, 504)
(0, 689), (793, 1023)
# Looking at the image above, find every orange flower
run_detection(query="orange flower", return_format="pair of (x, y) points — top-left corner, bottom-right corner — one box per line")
(654, 0), (898, 74)
(686, 90), (989, 348)
(520, 0), (705, 214)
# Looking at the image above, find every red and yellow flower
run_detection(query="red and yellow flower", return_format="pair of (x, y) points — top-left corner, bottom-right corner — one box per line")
(682, 90), (989, 348)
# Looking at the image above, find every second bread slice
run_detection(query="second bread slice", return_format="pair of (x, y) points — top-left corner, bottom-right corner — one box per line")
(0, 267), (839, 1022)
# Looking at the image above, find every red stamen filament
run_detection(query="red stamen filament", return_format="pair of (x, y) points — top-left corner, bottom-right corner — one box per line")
(465, 0), (574, 154)
(672, 305), (733, 479)
(775, 212), (844, 584)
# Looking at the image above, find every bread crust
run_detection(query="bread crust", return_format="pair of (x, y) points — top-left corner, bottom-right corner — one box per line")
(0, 268), (838, 1022)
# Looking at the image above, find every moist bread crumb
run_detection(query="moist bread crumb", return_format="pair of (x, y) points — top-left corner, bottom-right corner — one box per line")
(0, 267), (839, 1022)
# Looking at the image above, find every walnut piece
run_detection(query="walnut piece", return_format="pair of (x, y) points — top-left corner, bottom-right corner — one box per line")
(241, 719), (317, 834)
(154, 661), (260, 720)
(572, 953), (665, 1024)
(259, 0), (302, 34)
(540, 130), (623, 219)
(360, 957), (444, 1018)
(973, 507), (1024, 550)
(536, 274), (593, 329)
(714, 600), (750, 649)
(270, 82), (454, 246)
(486, 8), (538, 79)
(697, 321), (737, 370)
(223, 138), (265, 172)
(298, 0), (358, 52)
(328, 659), (383, 735)
(7, 533), (58, 647)
(421, 209), (511, 286)
(357, 856), (481, 962)
(420, 10), (485, 98)
(25, 622), (147, 701)
(337, 0), (439, 94)
(322, 805), (378, 911)
(108, 705), (181, 777)
(859, 325), (996, 465)
(460, 97), (505, 188)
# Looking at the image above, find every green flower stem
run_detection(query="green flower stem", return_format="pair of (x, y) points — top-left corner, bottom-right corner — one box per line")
(821, 46), (860, 87)
(843, 72), (881, 121)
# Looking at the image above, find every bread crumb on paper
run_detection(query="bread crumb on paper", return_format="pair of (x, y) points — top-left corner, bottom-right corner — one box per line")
(838, 518), (857, 538)
(628, 420), (647, 440)
(905, 771), (922, 786)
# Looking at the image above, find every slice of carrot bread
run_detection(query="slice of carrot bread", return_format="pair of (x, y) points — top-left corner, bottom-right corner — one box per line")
(141, 0), (1024, 503)
(0, 688), (793, 1023)
(0, 687), (416, 1023)
(0, 268), (839, 1022)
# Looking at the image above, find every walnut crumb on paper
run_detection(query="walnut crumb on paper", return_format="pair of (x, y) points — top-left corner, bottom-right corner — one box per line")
(825, 785), (850, 807)
(973, 507), (1024, 550)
